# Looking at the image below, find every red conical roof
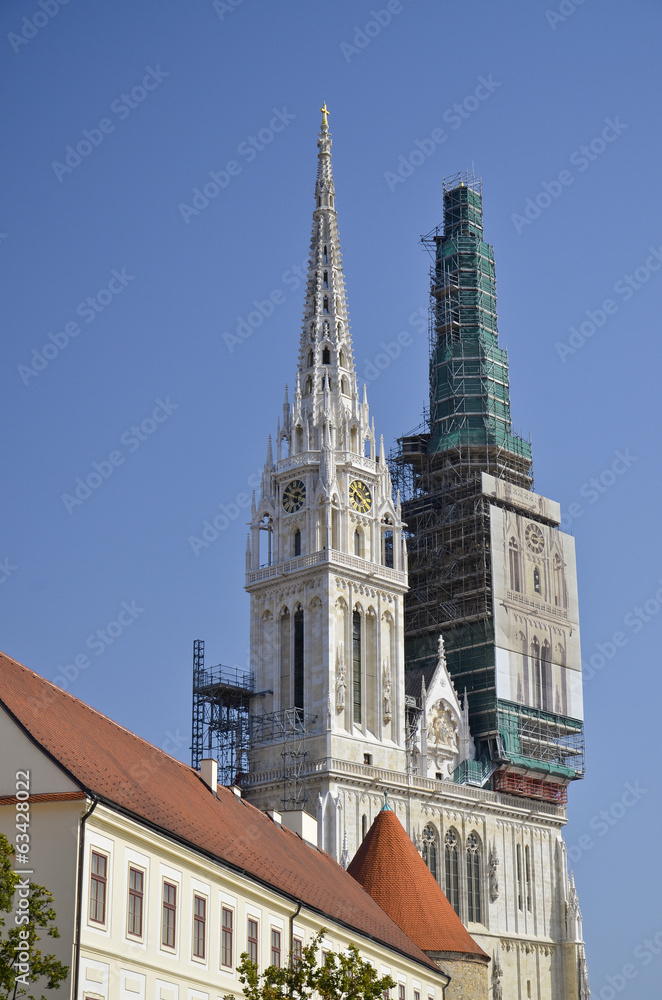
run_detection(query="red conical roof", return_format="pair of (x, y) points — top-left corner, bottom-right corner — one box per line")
(348, 806), (488, 958)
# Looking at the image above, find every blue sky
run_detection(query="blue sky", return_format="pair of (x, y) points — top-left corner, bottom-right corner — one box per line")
(2, 1), (661, 993)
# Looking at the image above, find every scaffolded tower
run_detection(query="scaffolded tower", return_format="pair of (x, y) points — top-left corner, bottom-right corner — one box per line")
(191, 640), (317, 805)
(391, 173), (584, 798)
(191, 640), (253, 784)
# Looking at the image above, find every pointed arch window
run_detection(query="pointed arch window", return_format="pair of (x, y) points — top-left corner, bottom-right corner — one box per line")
(323, 296), (329, 314)
(310, 324), (316, 341)
(354, 529), (362, 557)
(382, 519), (394, 569)
(509, 537), (521, 592)
(531, 637), (541, 709)
(553, 553), (566, 607)
(466, 833), (482, 923)
(339, 350), (345, 368)
(341, 376), (349, 395)
(323, 245), (328, 264)
(293, 608), (304, 714)
(323, 271), (329, 289)
(352, 609), (362, 725)
(361, 814), (368, 840)
(533, 566), (541, 594)
(444, 831), (460, 915)
(307, 350), (314, 368)
(322, 346), (331, 365)
(293, 529), (301, 557)
(422, 825), (438, 882)
(305, 377), (312, 395)
(541, 641), (552, 712)
(525, 844), (532, 911)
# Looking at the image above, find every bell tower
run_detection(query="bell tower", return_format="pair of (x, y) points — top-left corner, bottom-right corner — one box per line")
(244, 108), (408, 850)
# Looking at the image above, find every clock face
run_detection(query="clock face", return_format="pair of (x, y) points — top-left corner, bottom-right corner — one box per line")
(525, 523), (544, 554)
(349, 479), (372, 513)
(282, 479), (306, 513)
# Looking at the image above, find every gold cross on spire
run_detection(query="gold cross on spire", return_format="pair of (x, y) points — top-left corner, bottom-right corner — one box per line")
(320, 102), (330, 127)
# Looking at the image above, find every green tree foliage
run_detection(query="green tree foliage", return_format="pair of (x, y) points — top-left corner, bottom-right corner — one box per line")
(228, 929), (396, 1000)
(0, 834), (69, 1000)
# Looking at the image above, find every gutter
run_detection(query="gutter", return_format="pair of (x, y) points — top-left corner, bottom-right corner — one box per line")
(290, 900), (302, 964)
(72, 795), (99, 999)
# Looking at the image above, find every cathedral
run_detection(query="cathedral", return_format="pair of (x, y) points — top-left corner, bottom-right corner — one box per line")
(241, 107), (591, 999)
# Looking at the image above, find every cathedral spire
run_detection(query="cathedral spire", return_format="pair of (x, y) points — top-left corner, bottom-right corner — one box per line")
(297, 106), (357, 410)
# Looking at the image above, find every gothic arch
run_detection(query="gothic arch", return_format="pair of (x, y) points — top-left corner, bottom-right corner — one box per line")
(444, 828), (460, 915)
(509, 537), (521, 592)
(466, 832), (483, 923)
(422, 824), (439, 881)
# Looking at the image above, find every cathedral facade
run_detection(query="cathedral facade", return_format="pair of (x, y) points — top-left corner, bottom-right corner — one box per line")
(242, 109), (590, 1000)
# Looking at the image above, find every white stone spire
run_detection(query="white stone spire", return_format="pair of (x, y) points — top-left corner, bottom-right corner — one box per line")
(296, 104), (358, 420)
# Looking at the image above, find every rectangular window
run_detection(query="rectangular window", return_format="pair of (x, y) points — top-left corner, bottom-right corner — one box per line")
(414, 991), (421, 1000)
(353, 609), (362, 724)
(162, 881), (177, 949)
(89, 851), (107, 925)
(271, 928), (281, 967)
(193, 895), (206, 959)
(247, 918), (259, 966)
(292, 937), (303, 968)
(399, 985), (406, 1000)
(516, 845), (523, 912)
(127, 867), (144, 937)
(321, 949), (329, 966)
(221, 906), (234, 968)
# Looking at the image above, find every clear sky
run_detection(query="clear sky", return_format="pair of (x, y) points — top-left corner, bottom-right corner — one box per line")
(2, 1), (660, 994)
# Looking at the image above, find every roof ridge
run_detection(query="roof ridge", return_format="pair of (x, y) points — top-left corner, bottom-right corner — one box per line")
(0, 651), (188, 771)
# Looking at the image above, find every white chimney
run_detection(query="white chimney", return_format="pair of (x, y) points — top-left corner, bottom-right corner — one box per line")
(200, 758), (218, 795)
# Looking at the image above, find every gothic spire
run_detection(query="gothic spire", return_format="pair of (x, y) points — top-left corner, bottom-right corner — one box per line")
(297, 105), (357, 410)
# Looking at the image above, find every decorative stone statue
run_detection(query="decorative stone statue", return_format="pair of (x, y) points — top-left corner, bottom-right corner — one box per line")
(491, 951), (503, 1000)
(489, 845), (500, 901)
(336, 643), (346, 713)
(382, 659), (392, 723)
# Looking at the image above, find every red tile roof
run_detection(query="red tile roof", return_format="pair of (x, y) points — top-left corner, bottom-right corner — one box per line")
(348, 806), (488, 959)
(0, 651), (438, 972)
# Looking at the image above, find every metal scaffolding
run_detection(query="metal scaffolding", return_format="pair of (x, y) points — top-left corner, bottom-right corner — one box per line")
(191, 641), (253, 785)
(389, 174), (584, 790)
(250, 708), (317, 810)
(191, 641), (317, 803)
